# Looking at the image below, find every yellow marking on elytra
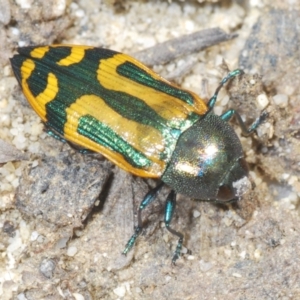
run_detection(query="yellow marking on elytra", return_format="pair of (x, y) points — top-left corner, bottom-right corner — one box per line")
(30, 46), (49, 59)
(57, 46), (94, 66)
(21, 59), (35, 80)
(34, 73), (58, 118)
(97, 53), (207, 126)
(20, 59), (46, 120)
(20, 59), (58, 121)
(63, 94), (166, 176)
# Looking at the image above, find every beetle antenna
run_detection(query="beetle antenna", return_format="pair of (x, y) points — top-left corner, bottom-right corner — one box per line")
(207, 69), (244, 112)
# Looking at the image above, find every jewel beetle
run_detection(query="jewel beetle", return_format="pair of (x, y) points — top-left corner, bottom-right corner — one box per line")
(10, 45), (267, 264)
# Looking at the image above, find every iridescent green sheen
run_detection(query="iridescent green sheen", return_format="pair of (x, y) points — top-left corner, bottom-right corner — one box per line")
(117, 61), (195, 106)
(78, 115), (152, 168)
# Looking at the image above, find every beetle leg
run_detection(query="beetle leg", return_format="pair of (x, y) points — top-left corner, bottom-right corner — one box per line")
(123, 182), (164, 256)
(207, 69), (243, 110)
(69, 144), (94, 154)
(221, 109), (268, 136)
(44, 125), (67, 143)
(164, 190), (185, 264)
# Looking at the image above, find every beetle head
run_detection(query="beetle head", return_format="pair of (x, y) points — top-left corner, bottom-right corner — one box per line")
(162, 113), (252, 201)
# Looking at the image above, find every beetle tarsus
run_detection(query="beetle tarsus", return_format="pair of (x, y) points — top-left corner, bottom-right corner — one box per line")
(221, 109), (269, 135)
(164, 191), (186, 264)
(171, 237), (183, 265)
(123, 226), (143, 255)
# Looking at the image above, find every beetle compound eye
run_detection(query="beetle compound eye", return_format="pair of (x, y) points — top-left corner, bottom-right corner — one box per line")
(239, 158), (249, 174)
(216, 185), (235, 201)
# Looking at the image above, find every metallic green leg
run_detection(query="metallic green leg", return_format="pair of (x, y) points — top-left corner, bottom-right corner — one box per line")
(221, 109), (268, 135)
(164, 190), (184, 264)
(45, 126), (66, 143)
(123, 182), (164, 256)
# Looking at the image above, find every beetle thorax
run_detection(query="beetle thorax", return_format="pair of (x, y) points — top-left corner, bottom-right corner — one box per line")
(162, 113), (250, 201)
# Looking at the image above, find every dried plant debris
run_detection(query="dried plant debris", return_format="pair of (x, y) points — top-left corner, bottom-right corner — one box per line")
(134, 28), (237, 67)
(0, 139), (28, 163)
(0, 0), (11, 25)
(16, 151), (112, 227)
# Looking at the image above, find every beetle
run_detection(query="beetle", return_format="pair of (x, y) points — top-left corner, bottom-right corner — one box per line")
(10, 45), (267, 263)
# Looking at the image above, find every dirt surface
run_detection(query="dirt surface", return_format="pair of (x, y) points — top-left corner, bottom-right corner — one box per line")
(0, 1), (299, 299)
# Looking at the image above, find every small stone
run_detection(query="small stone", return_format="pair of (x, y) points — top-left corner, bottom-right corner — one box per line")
(113, 285), (126, 297)
(17, 293), (27, 300)
(73, 293), (85, 300)
(254, 248), (262, 260)
(0, 0), (11, 25)
(256, 93), (269, 110)
(193, 210), (201, 218)
(199, 260), (213, 272)
(40, 258), (56, 278)
(15, 0), (33, 9)
(42, 0), (67, 20)
(30, 231), (39, 241)
(272, 94), (288, 107)
(67, 246), (78, 257)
